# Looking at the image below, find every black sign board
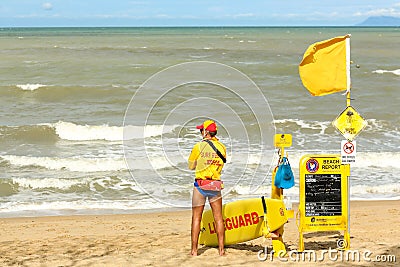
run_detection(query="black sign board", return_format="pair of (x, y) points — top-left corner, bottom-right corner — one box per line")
(304, 173), (342, 216)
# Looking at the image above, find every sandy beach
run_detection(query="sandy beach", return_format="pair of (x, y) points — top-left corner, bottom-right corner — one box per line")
(0, 200), (398, 266)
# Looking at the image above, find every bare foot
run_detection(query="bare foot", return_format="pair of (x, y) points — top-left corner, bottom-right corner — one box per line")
(190, 250), (198, 256)
(270, 230), (280, 239)
(219, 249), (225, 256)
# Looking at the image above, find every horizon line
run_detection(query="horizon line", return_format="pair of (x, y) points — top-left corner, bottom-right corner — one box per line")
(1, 25), (399, 28)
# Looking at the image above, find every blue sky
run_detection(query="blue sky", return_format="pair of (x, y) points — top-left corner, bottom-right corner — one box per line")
(1, 0), (400, 27)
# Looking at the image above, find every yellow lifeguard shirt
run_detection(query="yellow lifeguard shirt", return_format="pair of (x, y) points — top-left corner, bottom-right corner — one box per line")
(188, 137), (226, 180)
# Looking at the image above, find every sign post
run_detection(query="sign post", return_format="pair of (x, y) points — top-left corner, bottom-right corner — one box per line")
(298, 154), (350, 251)
(269, 134), (293, 256)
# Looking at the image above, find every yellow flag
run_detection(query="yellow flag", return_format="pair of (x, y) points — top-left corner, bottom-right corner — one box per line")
(299, 35), (351, 96)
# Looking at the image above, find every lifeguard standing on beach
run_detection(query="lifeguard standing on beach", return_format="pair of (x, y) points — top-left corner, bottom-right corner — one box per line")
(188, 120), (227, 256)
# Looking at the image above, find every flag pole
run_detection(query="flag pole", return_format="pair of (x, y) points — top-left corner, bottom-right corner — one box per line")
(346, 34), (351, 107)
(346, 91), (351, 107)
(344, 33), (351, 240)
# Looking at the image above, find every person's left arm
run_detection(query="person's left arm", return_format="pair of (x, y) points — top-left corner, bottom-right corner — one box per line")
(188, 144), (199, 170)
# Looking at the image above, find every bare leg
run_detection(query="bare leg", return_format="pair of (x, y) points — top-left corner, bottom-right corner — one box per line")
(209, 193), (225, 256)
(191, 187), (206, 256)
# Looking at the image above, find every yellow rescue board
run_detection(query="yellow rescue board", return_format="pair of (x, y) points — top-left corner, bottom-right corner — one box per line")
(199, 197), (287, 246)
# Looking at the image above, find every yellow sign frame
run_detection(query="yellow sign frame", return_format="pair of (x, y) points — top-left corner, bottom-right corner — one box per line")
(298, 154), (350, 251)
(332, 105), (367, 141)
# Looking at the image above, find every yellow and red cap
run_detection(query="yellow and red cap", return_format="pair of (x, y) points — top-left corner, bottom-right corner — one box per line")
(196, 120), (218, 132)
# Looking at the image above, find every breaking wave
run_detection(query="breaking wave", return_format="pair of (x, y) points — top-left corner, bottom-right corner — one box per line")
(0, 121), (178, 142)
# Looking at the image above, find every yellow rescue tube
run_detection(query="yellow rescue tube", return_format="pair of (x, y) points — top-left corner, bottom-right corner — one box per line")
(199, 197), (287, 246)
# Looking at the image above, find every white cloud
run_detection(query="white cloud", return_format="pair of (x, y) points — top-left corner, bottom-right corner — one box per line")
(271, 11), (340, 20)
(231, 13), (255, 18)
(154, 14), (173, 19)
(353, 4), (400, 17)
(42, 2), (53, 11)
(218, 13), (256, 19)
(360, 8), (400, 17)
(208, 6), (224, 13)
(128, 1), (149, 5)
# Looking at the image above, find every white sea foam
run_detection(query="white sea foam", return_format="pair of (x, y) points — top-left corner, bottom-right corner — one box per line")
(274, 119), (331, 133)
(275, 118), (398, 134)
(2, 155), (127, 172)
(351, 183), (400, 196)
(230, 183), (400, 202)
(53, 121), (177, 141)
(234, 61), (265, 65)
(54, 121), (124, 141)
(10, 176), (143, 193)
(231, 184), (271, 195)
(1, 154), (185, 172)
(148, 156), (176, 170)
(189, 55), (211, 59)
(16, 84), (47, 91)
(373, 69), (400, 76)
(246, 153), (263, 165)
(0, 199), (169, 216)
(12, 177), (85, 190)
(351, 152), (400, 168)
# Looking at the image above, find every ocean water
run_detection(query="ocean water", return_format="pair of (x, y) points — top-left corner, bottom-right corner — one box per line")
(0, 27), (399, 217)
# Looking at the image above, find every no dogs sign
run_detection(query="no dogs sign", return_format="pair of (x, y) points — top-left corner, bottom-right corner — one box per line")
(341, 140), (356, 164)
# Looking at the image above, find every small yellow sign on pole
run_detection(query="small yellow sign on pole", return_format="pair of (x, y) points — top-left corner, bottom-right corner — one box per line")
(274, 134), (292, 147)
(332, 106), (367, 141)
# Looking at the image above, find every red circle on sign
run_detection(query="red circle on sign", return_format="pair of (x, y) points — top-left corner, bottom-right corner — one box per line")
(343, 142), (354, 154)
(306, 159), (319, 173)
